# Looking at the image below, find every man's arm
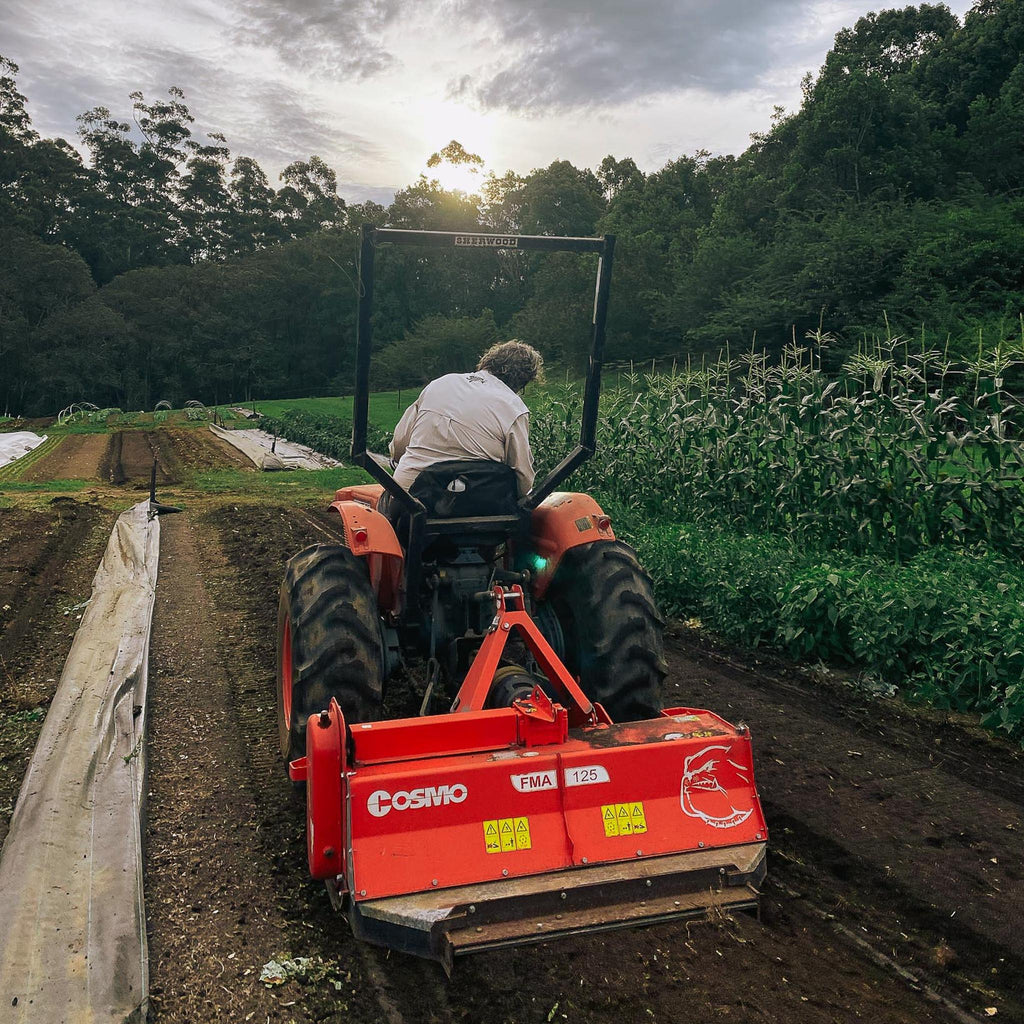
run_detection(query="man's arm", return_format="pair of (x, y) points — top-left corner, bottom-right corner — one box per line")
(505, 412), (535, 498)
(389, 398), (420, 464)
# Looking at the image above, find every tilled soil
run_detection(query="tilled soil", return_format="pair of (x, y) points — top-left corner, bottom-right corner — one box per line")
(21, 432), (110, 481)
(162, 426), (254, 473)
(0, 499), (112, 845)
(18, 427), (250, 487)
(102, 430), (182, 487)
(140, 503), (1023, 1024)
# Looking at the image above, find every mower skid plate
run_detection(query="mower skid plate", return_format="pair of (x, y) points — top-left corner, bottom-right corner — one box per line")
(350, 841), (765, 971)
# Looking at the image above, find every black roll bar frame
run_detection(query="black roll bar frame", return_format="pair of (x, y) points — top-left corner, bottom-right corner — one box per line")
(351, 226), (615, 514)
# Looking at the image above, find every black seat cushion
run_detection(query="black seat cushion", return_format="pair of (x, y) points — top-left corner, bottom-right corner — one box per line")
(409, 460), (519, 519)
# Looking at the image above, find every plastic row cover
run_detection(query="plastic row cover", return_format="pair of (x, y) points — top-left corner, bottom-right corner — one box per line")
(0, 432), (47, 470)
(209, 423), (339, 471)
(0, 501), (159, 1023)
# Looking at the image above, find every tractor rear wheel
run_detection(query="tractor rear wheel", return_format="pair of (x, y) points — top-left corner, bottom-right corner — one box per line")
(544, 540), (667, 722)
(276, 544), (383, 766)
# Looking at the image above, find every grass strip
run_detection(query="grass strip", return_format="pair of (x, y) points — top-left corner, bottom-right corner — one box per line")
(191, 466), (368, 500)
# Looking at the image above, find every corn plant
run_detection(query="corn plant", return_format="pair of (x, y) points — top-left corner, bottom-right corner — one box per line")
(532, 341), (1024, 559)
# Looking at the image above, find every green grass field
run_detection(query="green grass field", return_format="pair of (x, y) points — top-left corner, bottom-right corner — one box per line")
(253, 380), (550, 435)
(190, 466), (367, 499)
(252, 392), (415, 434)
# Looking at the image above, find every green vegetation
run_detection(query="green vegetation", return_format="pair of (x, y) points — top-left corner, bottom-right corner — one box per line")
(5, 3), (1024, 415)
(191, 466), (365, 501)
(618, 511), (1024, 741)
(255, 391), (413, 434)
(0, 478), (91, 492)
(533, 340), (1024, 559)
(525, 343), (1024, 742)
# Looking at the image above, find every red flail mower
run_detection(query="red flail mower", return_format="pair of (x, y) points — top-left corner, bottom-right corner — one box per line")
(277, 228), (767, 971)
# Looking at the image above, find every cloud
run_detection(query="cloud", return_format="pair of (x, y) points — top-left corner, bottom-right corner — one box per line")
(229, 0), (403, 80)
(442, 0), (860, 112)
(125, 47), (388, 177)
(340, 183), (397, 207)
(7, 20), (385, 183)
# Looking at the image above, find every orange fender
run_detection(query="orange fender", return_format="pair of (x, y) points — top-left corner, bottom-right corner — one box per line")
(528, 492), (615, 599)
(329, 499), (404, 615)
(334, 483), (386, 510)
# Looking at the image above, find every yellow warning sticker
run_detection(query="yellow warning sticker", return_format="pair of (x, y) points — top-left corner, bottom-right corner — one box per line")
(601, 802), (647, 837)
(514, 817), (532, 850)
(499, 818), (516, 851)
(485, 817), (532, 853)
(616, 804), (633, 835)
(629, 802), (648, 834)
(483, 820), (500, 854)
(602, 805), (618, 837)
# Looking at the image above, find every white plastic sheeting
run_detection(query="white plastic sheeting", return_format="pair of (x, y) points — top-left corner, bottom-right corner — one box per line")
(0, 431), (47, 469)
(209, 422), (340, 471)
(0, 501), (160, 1023)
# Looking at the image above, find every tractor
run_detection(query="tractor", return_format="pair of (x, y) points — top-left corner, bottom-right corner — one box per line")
(277, 227), (766, 971)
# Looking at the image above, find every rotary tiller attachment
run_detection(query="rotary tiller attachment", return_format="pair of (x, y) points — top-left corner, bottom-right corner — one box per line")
(290, 587), (767, 971)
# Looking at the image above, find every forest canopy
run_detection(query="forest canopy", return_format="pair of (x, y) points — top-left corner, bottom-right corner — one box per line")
(3, 0), (1024, 415)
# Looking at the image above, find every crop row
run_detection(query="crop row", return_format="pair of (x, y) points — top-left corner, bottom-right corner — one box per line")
(532, 343), (1024, 560)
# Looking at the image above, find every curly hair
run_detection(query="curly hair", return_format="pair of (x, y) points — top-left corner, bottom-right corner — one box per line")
(477, 340), (544, 393)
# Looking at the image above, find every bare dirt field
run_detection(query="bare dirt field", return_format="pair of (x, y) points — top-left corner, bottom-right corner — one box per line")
(163, 425), (254, 472)
(21, 433), (110, 481)
(2, 425), (1021, 1024)
(19, 427), (252, 486)
(0, 500), (112, 845)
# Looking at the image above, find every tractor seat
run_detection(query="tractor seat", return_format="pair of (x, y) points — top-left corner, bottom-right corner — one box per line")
(385, 460), (526, 555)
(409, 460), (519, 519)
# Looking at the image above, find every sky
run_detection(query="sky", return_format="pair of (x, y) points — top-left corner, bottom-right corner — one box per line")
(3, 0), (975, 204)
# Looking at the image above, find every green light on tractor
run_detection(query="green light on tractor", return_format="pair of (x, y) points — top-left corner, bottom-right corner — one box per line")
(531, 555), (548, 572)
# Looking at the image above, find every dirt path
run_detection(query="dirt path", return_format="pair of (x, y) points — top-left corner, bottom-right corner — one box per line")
(145, 511), (388, 1024)
(21, 433), (110, 481)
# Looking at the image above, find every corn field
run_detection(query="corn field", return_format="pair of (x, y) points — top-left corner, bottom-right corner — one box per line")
(533, 341), (1024, 560)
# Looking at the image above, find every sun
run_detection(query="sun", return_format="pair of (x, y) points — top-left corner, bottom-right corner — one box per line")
(429, 161), (485, 194)
(417, 102), (495, 195)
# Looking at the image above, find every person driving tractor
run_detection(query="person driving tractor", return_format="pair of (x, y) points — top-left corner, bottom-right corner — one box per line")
(389, 340), (543, 500)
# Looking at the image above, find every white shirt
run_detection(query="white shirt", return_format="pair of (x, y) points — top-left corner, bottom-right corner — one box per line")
(389, 370), (535, 497)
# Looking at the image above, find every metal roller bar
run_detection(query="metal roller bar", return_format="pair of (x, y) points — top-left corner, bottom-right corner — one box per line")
(373, 228), (607, 253)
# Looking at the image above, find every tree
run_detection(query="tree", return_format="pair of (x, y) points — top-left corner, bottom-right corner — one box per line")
(597, 155), (644, 200)
(226, 156), (275, 253)
(0, 228), (100, 412)
(177, 132), (232, 261)
(274, 156), (345, 238)
(480, 170), (526, 233)
(372, 311), (499, 388)
(427, 139), (484, 174)
(518, 160), (605, 236)
(0, 56), (35, 143)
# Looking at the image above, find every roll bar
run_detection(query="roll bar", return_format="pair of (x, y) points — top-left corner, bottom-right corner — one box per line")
(351, 226), (615, 513)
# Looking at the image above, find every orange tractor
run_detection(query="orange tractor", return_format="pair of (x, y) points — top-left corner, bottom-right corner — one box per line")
(277, 227), (767, 971)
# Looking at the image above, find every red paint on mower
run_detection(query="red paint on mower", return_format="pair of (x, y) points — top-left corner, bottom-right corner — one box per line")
(290, 587), (767, 968)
